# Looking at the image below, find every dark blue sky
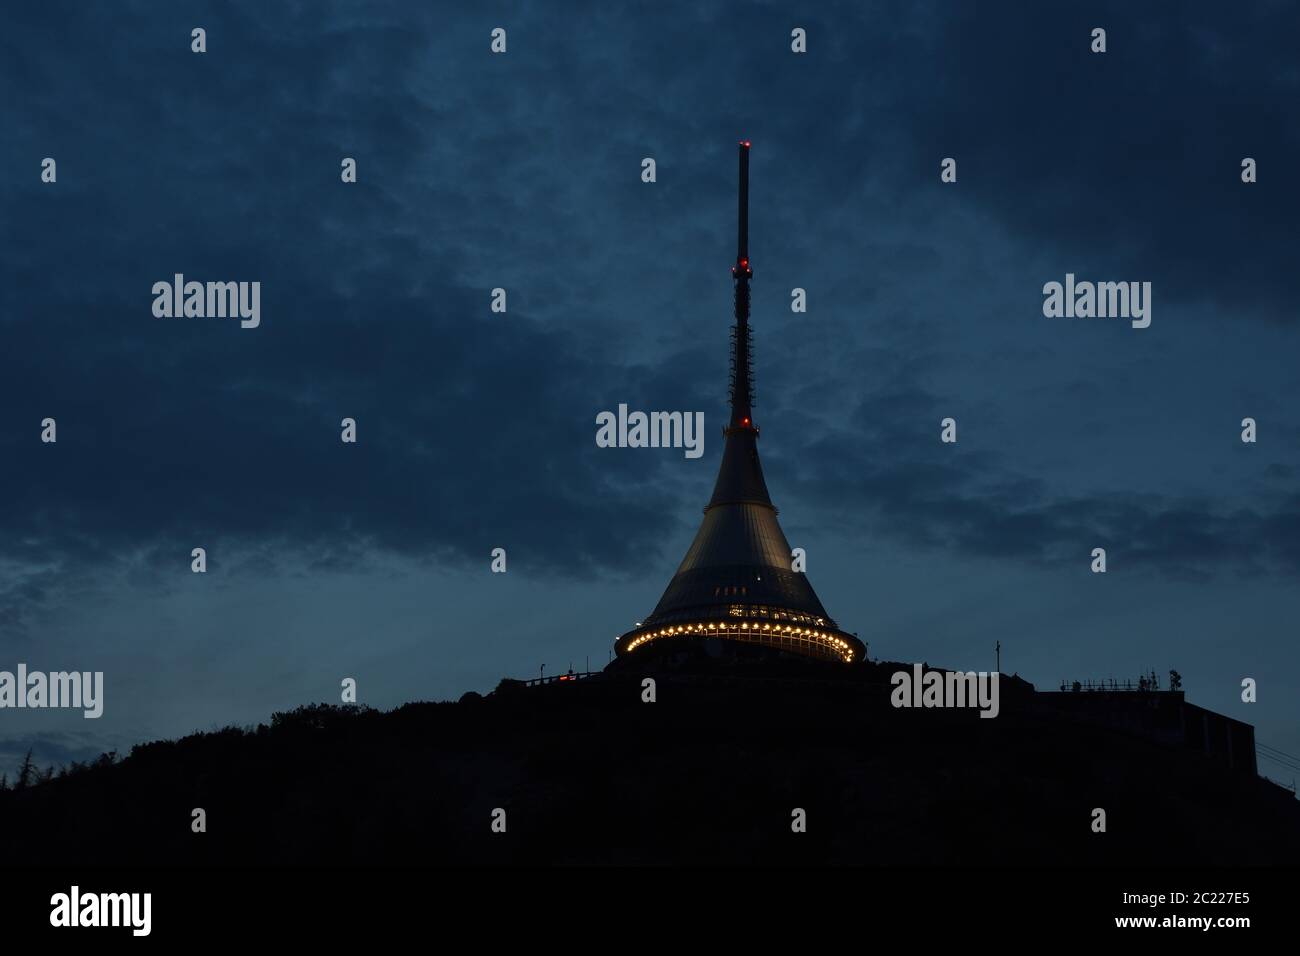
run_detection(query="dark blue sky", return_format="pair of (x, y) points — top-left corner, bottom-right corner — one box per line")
(2, 1), (1298, 782)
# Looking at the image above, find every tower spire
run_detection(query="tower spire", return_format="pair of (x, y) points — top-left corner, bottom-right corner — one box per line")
(729, 140), (754, 431)
(706, 141), (769, 512)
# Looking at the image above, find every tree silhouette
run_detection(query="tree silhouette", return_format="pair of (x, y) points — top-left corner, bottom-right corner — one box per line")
(15, 750), (35, 790)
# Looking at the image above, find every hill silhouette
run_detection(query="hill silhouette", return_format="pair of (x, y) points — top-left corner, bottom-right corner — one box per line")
(4, 654), (1296, 866)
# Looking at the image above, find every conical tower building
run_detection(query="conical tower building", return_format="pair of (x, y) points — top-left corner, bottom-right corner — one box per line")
(615, 142), (865, 665)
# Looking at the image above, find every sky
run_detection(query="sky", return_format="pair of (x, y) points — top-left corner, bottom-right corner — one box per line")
(1, 0), (1298, 784)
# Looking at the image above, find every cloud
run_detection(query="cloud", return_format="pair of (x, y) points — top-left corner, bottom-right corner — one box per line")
(2, 0), (1299, 635)
(772, 380), (1300, 581)
(890, 1), (1300, 320)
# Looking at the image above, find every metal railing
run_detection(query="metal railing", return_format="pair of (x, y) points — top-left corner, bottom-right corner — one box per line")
(522, 670), (599, 688)
(1057, 671), (1182, 693)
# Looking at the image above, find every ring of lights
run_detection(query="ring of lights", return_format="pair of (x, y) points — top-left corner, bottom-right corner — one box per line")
(617, 618), (862, 664)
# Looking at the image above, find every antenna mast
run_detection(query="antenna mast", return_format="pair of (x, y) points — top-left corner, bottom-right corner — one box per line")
(729, 140), (755, 432)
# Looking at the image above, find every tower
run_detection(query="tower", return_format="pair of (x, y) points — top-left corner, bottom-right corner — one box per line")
(614, 142), (865, 665)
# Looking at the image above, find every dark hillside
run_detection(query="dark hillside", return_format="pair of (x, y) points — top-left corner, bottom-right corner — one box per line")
(4, 662), (1295, 866)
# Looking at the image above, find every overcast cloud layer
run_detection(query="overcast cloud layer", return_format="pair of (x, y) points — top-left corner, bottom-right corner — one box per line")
(1, 1), (1297, 778)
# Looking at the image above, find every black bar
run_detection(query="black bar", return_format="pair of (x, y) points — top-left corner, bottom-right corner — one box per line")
(2, 864), (1286, 942)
